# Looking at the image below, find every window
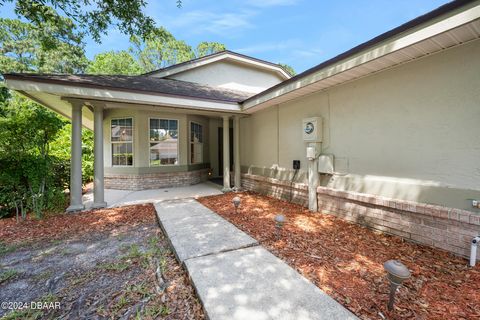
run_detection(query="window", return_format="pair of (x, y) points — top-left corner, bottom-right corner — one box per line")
(150, 119), (178, 166)
(111, 118), (133, 166)
(190, 122), (203, 164)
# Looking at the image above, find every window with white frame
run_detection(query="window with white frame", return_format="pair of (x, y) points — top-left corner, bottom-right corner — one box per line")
(190, 122), (203, 164)
(150, 119), (178, 166)
(111, 118), (133, 166)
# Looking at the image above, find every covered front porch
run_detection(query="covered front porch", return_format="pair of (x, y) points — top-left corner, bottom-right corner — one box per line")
(68, 99), (244, 211)
(4, 73), (249, 211)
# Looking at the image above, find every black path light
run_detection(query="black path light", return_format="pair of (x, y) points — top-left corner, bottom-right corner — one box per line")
(232, 196), (241, 214)
(383, 260), (411, 311)
(274, 214), (286, 239)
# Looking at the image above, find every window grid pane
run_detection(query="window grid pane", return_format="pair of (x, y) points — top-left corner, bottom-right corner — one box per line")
(190, 122), (203, 164)
(111, 117), (133, 166)
(150, 118), (179, 166)
(111, 117), (133, 142)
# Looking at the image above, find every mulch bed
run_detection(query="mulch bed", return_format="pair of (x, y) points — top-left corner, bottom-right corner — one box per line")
(198, 192), (480, 320)
(0, 204), (156, 244)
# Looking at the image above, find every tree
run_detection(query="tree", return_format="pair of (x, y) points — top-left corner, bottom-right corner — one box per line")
(130, 27), (195, 72)
(0, 17), (90, 218)
(278, 63), (296, 76)
(0, 18), (88, 74)
(195, 41), (226, 58)
(87, 50), (143, 75)
(0, 0), (159, 43)
(0, 95), (68, 219)
(130, 28), (226, 72)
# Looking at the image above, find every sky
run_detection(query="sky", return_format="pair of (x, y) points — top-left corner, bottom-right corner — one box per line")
(1, 0), (451, 73)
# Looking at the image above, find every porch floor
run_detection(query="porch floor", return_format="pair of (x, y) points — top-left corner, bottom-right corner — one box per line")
(82, 181), (223, 210)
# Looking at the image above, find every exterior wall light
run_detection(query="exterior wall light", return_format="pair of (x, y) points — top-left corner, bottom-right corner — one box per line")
(383, 260), (411, 311)
(232, 196), (241, 213)
(274, 214), (286, 239)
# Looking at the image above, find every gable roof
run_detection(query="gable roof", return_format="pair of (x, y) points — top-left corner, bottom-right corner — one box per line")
(144, 50), (292, 79)
(3, 73), (253, 103)
(243, 0), (480, 111)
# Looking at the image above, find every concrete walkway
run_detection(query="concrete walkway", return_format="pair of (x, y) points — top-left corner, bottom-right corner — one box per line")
(155, 199), (357, 320)
(83, 182), (222, 209)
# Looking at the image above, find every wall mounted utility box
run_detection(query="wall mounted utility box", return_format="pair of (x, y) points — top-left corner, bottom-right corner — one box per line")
(302, 117), (323, 142)
(306, 146), (317, 160)
(318, 154), (334, 174)
(293, 160), (301, 170)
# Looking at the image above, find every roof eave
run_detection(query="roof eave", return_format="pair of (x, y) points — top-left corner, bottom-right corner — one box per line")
(4, 77), (244, 114)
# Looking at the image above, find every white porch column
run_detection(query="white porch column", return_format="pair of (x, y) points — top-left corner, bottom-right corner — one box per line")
(66, 101), (84, 212)
(222, 115), (231, 192)
(92, 104), (107, 208)
(233, 115), (241, 190)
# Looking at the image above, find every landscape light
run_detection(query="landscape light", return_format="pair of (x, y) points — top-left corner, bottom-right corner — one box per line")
(232, 196), (241, 213)
(274, 214), (286, 239)
(383, 260), (411, 311)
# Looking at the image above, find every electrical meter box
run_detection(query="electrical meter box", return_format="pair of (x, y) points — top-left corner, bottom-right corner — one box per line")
(302, 117), (323, 142)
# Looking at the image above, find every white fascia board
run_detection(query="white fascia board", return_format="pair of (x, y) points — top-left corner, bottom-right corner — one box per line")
(6, 79), (243, 113)
(243, 3), (480, 111)
(151, 53), (291, 79)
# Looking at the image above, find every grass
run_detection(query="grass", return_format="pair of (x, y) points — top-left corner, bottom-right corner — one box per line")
(98, 261), (130, 272)
(141, 305), (170, 318)
(0, 269), (19, 284)
(0, 241), (16, 256)
(33, 270), (54, 282)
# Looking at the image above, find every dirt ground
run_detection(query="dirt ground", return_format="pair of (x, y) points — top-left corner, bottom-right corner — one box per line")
(0, 204), (204, 319)
(198, 192), (480, 320)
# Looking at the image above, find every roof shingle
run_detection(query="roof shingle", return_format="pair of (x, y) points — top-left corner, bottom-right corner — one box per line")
(3, 73), (253, 103)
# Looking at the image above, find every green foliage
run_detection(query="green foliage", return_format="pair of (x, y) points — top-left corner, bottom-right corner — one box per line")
(130, 27), (194, 72)
(0, 17), (87, 73)
(0, 95), (70, 218)
(278, 63), (296, 76)
(87, 50), (143, 75)
(0, 269), (19, 284)
(0, 17), (91, 218)
(195, 41), (226, 58)
(0, 0), (157, 43)
(0, 241), (17, 256)
(50, 124), (94, 184)
(130, 27), (226, 72)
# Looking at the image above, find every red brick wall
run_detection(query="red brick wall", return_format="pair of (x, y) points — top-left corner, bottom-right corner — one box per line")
(241, 173), (480, 259)
(105, 169), (209, 190)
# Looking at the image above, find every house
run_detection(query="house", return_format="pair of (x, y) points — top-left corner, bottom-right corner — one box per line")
(4, 0), (480, 258)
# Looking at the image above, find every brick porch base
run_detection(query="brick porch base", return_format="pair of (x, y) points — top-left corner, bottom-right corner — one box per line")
(105, 169), (209, 190)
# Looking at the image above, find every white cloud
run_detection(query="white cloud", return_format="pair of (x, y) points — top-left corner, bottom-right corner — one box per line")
(157, 9), (257, 37)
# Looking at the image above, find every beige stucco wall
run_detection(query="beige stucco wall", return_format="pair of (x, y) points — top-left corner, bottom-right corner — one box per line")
(167, 60), (285, 93)
(240, 39), (480, 211)
(103, 108), (210, 174)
